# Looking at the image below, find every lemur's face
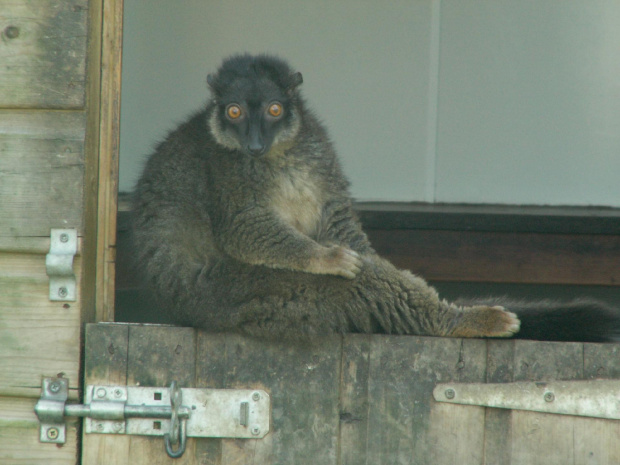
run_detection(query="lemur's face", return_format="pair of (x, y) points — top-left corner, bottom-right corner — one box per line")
(212, 80), (298, 157)
(207, 57), (303, 158)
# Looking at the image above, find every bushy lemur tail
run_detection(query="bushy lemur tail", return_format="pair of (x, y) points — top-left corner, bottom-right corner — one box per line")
(455, 297), (620, 342)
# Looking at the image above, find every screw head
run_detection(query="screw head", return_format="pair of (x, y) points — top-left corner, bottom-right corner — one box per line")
(48, 381), (61, 393)
(47, 427), (59, 440)
(58, 287), (68, 298)
(96, 387), (107, 398)
(544, 392), (555, 403)
(114, 388), (123, 398)
(444, 388), (456, 400)
(252, 392), (261, 402)
(59, 233), (69, 243)
(251, 426), (261, 436)
(96, 423), (104, 432)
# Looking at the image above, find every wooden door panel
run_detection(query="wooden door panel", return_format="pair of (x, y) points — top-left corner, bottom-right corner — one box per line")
(83, 324), (620, 465)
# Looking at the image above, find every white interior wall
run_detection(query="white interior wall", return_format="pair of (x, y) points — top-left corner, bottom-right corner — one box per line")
(119, 0), (620, 207)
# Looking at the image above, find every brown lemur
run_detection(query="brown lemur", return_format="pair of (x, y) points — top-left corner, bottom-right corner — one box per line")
(132, 54), (620, 342)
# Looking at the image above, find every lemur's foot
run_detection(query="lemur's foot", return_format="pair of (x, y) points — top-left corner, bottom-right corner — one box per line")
(447, 306), (521, 338)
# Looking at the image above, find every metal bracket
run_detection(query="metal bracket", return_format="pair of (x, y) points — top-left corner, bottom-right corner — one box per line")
(45, 229), (77, 301)
(35, 378), (271, 459)
(35, 377), (69, 444)
(434, 380), (620, 420)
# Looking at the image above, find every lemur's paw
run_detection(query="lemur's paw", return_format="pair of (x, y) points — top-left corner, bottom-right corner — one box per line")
(312, 245), (362, 279)
(448, 306), (521, 338)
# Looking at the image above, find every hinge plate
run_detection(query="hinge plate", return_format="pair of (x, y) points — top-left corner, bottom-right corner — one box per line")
(434, 379), (620, 420)
(84, 385), (270, 439)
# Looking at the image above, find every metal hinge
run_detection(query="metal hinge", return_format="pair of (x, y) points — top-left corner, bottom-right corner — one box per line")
(434, 380), (620, 420)
(45, 229), (77, 301)
(35, 377), (270, 459)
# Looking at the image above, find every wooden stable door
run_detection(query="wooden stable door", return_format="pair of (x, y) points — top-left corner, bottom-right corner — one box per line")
(82, 323), (620, 465)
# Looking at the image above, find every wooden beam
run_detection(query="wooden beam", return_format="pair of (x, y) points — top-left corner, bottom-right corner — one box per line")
(83, 0), (124, 323)
(367, 229), (620, 285)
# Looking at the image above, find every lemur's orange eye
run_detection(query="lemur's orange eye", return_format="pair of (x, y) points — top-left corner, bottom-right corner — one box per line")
(268, 102), (283, 117)
(226, 104), (242, 120)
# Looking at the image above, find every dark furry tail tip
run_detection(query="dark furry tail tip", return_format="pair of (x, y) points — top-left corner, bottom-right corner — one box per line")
(455, 297), (620, 343)
(511, 299), (620, 343)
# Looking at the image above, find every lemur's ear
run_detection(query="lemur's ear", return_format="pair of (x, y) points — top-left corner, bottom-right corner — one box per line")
(207, 73), (219, 92)
(286, 72), (303, 94)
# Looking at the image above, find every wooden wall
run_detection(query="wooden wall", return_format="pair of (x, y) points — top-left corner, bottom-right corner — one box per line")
(0, 0), (123, 463)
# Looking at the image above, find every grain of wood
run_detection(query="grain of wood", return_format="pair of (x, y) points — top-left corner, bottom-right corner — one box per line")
(0, 253), (81, 392)
(339, 334), (372, 465)
(366, 229), (620, 285)
(126, 325), (197, 465)
(92, 0), (124, 323)
(0, 0), (88, 109)
(0, 397), (78, 465)
(195, 332), (342, 465)
(0, 110), (86, 237)
(82, 323), (131, 465)
(365, 335), (487, 465)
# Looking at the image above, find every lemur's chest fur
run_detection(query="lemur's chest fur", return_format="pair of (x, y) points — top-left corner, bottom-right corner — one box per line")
(270, 169), (323, 238)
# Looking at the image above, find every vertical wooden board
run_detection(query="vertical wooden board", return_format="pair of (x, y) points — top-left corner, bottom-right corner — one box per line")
(0, 253), (81, 395)
(509, 410), (577, 465)
(0, 111), (86, 237)
(486, 340), (620, 465)
(82, 324), (130, 460)
(0, 397), (78, 465)
(578, 342), (620, 464)
(0, 0), (88, 109)
(126, 325), (198, 465)
(366, 336), (487, 465)
(195, 332), (343, 465)
(193, 333), (227, 464)
(483, 340), (516, 465)
(339, 334), (372, 465)
(506, 341), (590, 465)
(82, 323), (130, 465)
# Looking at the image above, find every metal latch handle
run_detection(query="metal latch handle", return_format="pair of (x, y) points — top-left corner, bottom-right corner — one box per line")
(35, 377), (270, 460)
(164, 381), (186, 458)
(35, 378), (189, 458)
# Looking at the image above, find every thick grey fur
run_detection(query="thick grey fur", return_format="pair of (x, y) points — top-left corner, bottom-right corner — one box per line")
(132, 54), (620, 342)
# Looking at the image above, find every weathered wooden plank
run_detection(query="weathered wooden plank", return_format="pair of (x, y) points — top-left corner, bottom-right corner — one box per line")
(339, 334), (371, 465)
(0, 252), (81, 393)
(365, 335), (487, 465)
(126, 325), (197, 465)
(0, 0), (88, 109)
(488, 340), (620, 465)
(502, 341), (583, 465)
(0, 110), (85, 237)
(193, 333), (227, 464)
(0, 397), (78, 465)
(96, 0), (123, 323)
(82, 323), (131, 465)
(483, 340), (516, 465)
(195, 332), (343, 465)
(366, 229), (620, 285)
